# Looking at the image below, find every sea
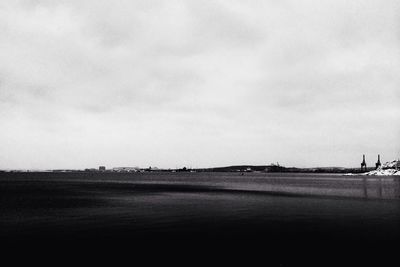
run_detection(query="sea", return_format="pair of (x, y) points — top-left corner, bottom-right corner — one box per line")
(1, 171), (399, 264)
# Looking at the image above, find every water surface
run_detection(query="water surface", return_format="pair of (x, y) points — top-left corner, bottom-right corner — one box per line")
(1, 172), (399, 243)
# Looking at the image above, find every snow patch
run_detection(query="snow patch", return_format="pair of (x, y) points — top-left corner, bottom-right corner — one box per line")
(362, 160), (400, 176)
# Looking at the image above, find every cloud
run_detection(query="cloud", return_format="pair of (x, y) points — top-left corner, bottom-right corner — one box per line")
(0, 0), (399, 169)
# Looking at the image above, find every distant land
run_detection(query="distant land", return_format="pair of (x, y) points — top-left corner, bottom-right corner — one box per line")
(199, 165), (364, 173)
(0, 163), (373, 174)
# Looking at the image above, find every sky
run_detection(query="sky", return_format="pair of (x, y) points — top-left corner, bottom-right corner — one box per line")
(1, 0), (399, 169)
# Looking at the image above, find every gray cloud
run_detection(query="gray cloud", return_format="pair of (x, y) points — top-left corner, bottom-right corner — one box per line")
(0, 0), (399, 169)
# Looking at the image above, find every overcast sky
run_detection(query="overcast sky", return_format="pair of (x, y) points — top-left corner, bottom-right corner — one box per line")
(1, 0), (399, 169)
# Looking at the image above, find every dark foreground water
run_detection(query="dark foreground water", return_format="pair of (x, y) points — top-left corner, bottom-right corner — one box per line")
(1, 172), (399, 265)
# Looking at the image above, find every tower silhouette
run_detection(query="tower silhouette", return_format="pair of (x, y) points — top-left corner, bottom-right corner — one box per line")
(361, 155), (367, 172)
(375, 154), (381, 169)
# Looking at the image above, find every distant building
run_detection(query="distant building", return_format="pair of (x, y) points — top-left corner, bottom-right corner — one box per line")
(112, 167), (140, 172)
(361, 155), (367, 172)
(99, 166), (106, 172)
(375, 155), (381, 170)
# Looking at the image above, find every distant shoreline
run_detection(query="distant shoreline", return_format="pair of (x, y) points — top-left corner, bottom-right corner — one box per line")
(0, 166), (369, 174)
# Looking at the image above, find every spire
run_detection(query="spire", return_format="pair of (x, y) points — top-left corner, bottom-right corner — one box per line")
(361, 154), (367, 172)
(375, 154), (382, 170)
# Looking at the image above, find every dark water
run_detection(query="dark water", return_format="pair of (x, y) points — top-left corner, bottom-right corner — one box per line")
(1, 172), (399, 264)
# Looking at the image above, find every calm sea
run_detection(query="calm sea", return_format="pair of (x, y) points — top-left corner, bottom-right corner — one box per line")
(1, 172), (399, 242)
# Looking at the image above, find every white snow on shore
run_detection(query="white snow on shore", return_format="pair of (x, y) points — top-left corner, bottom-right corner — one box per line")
(362, 159), (400, 176)
(363, 169), (400, 176)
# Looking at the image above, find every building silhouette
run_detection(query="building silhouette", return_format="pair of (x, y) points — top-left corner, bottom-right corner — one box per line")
(361, 155), (367, 172)
(375, 155), (381, 170)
